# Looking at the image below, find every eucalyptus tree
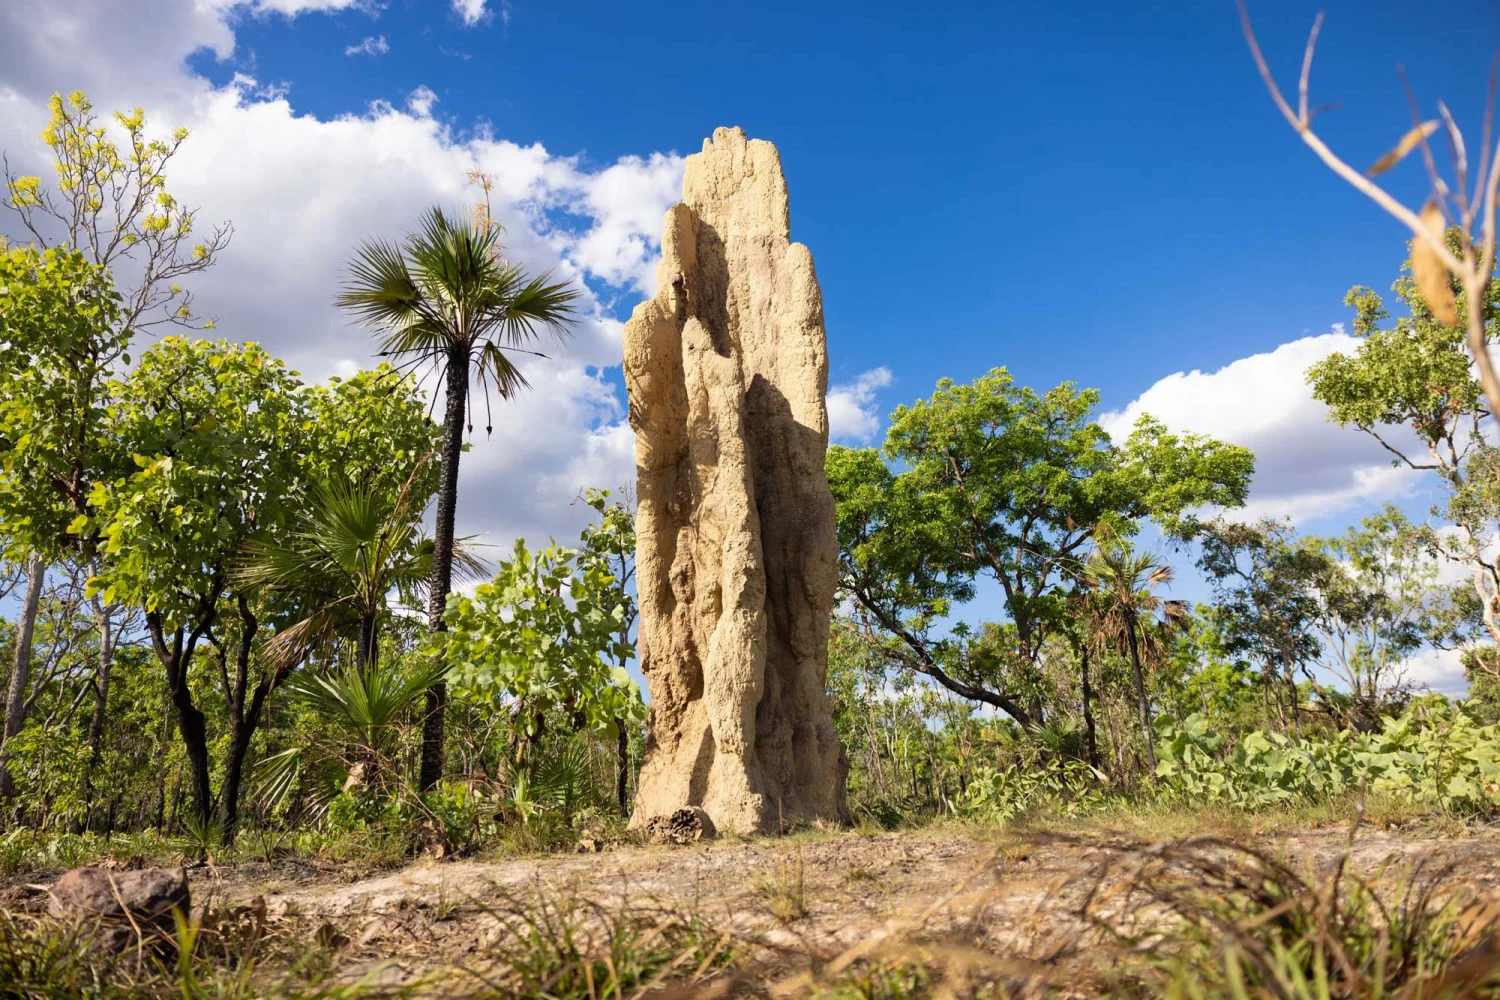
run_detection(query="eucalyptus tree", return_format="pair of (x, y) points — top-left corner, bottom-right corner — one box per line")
(338, 207), (580, 790)
(1306, 506), (1433, 727)
(1307, 247), (1500, 682)
(827, 369), (1252, 727)
(1197, 519), (1328, 733)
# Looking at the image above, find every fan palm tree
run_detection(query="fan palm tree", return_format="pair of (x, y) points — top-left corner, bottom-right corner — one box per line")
(1080, 541), (1187, 776)
(256, 657), (448, 819)
(233, 472), (485, 674)
(337, 207), (580, 790)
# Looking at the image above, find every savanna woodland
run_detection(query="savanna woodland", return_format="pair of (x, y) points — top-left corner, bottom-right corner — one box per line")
(7, 4), (1500, 998)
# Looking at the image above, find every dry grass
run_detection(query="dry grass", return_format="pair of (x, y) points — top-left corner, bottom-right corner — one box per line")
(13, 819), (1500, 998)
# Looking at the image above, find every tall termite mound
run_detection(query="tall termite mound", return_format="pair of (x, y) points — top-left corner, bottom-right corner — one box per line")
(623, 126), (847, 836)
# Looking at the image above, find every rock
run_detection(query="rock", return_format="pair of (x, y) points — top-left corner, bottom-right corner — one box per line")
(644, 807), (716, 846)
(48, 866), (189, 958)
(624, 126), (850, 836)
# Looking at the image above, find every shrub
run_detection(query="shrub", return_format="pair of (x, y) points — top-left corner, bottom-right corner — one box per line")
(1153, 703), (1500, 815)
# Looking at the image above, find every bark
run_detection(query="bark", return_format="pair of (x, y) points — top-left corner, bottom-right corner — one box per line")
(79, 595), (115, 825)
(0, 559), (47, 800)
(1079, 644), (1100, 771)
(615, 718), (629, 816)
(217, 596), (258, 841)
(1124, 615), (1158, 777)
(147, 584), (222, 828)
(420, 348), (468, 792)
(357, 612), (378, 675)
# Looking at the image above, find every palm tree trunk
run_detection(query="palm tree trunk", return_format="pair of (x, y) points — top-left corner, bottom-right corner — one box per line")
(1079, 644), (1100, 771)
(357, 613), (379, 675)
(0, 559), (46, 801)
(1124, 616), (1159, 778)
(420, 350), (469, 792)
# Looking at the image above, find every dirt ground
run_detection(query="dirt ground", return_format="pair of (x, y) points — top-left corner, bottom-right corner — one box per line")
(169, 818), (1500, 987)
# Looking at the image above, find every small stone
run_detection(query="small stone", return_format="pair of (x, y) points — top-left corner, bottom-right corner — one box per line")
(48, 866), (189, 959)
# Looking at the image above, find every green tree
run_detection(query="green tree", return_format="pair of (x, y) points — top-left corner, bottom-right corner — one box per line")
(576, 488), (638, 815)
(1197, 519), (1328, 733)
(337, 207), (580, 791)
(233, 367), (451, 675)
(0, 247), (127, 799)
(88, 338), (304, 838)
(440, 538), (643, 781)
(828, 369), (1252, 726)
(1079, 541), (1186, 775)
(297, 366), (443, 501)
(1307, 243), (1500, 679)
(1308, 505), (1432, 725)
(0, 91), (228, 805)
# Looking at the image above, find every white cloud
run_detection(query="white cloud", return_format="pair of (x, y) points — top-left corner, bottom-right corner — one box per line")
(344, 35), (388, 57)
(827, 367), (894, 443)
(1400, 647), (1469, 695)
(0, 0), (685, 551)
(406, 84), (438, 117)
(217, 0), (370, 15)
(451, 0), (488, 26)
(1100, 332), (1425, 524)
(555, 153), (684, 294)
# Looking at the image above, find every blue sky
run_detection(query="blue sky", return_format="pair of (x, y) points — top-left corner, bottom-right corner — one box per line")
(3, 0), (1499, 691)
(191, 0), (1500, 414)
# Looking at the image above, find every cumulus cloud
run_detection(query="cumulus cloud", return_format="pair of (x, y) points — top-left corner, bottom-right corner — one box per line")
(1400, 647), (1469, 695)
(1100, 332), (1425, 524)
(344, 35), (388, 57)
(451, 0), (489, 26)
(405, 84), (438, 117)
(555, 153), (684, 294)
(827, 367), (894, 443)
(0, 0), (683, 551)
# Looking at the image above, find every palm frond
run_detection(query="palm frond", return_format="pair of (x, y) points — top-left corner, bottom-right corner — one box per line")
(259, 607), (346, 672)
(287, 658), (448, 751)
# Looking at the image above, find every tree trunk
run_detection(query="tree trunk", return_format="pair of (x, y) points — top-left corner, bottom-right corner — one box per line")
(1282, 659), (1301, 735)
(80, 596), (115, 823)
(357, 612), (378, 675)
(218, 595), (277, 844)
(615, 717), (629, 816)
(149, 611), (217, 826)
(0, 559), (46, 800)
(175, 691), (214, 827)
(421, 350), (469, 792)
(1079, 644), (1100, 771)
(1125, 617), (1158, 777)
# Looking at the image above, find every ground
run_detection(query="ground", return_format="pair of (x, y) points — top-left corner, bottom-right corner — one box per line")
(163, 813), (1500, 991)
